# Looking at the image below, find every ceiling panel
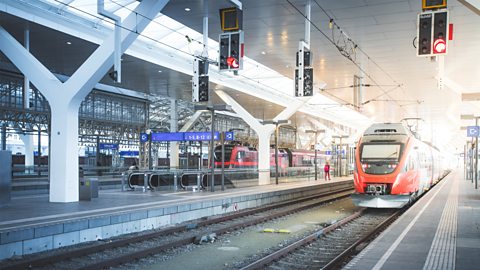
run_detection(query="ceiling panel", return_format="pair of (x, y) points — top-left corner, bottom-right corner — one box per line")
(328, 1), (412, 19)
(1, 0), (479, 152)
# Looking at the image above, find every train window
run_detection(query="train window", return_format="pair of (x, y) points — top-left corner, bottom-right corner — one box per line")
(214, 145), (233, 162)
(361, 144), (401, 160)
(360, 143), (403, 175)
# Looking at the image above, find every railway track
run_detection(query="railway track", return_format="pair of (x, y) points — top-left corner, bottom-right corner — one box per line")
(1, 187), (353, 270)
(239, 208), (401, 270)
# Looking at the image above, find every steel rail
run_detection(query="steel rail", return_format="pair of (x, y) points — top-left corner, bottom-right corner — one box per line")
(239, 209), (365, 270)
(321, 209), (401, 270)
(77, 190), (353, 270)
(240, 208), (402, 270)
(1, 185), (353, 270)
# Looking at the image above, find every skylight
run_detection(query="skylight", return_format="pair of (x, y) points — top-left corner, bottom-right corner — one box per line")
(39, 0), (371, 129)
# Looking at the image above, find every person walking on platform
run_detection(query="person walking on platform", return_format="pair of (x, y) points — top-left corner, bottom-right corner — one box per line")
(324, 161), (331, 181)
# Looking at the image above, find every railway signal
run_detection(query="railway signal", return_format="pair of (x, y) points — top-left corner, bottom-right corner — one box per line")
(295, 42), (313, 96)
(192, 58), (209, 102)
(417, 12), (433, 56)
(218, 31), (244, 71)
(417, 10), (449, 56)
(432, 11), (448, 54)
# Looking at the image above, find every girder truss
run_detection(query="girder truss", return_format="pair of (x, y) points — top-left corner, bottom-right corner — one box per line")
(0, 72), (147, 143)
(1, 71), (299, 148)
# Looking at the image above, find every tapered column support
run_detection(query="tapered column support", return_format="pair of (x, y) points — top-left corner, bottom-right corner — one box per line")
(0, 0), (169, 202)
(257, 131), (273, 185)
(217, 90), (308, 185)
(22, 28), (34, 168)
(20, 135), (34, 167)
(49, 102), (81, 201)
(169, 99), (179, 169)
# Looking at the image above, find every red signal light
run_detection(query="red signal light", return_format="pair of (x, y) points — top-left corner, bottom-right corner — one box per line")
(226, 56), (239, 68)
(433, 38), (446, 54)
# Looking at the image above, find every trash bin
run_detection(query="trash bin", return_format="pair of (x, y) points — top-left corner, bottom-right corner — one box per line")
(79, 178), (99, 200)
(78, 179), (92, 201)
(79, 178), (92, 201)
(0, 151), (12, 206)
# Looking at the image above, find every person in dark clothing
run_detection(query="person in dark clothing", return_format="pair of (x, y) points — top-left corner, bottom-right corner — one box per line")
(324, 161), (331, 180)
(96, 161), (102, 176)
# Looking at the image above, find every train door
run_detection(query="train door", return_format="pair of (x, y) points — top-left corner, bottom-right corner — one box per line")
(235, 149), (246, 168)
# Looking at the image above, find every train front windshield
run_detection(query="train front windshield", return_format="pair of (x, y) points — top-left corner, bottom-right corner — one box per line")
(214, 145), (233, 162)
(360, 143), (402, 175)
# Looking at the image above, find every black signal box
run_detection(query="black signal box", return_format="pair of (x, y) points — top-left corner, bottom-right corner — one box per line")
(220, 7), (243, 32)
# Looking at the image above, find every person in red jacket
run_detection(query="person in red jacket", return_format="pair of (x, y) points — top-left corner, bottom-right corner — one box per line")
(324, 161), (331, 181)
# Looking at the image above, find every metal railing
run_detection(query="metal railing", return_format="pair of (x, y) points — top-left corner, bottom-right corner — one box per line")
(9, 165), (335, 196)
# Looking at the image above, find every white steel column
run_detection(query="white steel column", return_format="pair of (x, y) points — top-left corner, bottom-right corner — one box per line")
(20, 135), (34, 167)
(216, 90), (272, 184)
(0, 0), (168, 202)
(169, 99), (179, 169)
(23, 28), (34, 167)
(217, 90), (308, 185)
(257, 131), (273, 185)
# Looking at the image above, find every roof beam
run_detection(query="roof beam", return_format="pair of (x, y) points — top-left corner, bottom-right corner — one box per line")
(459, 0), (480, 15)
(461, 114), (474, 120)
(462, 93), (480, 101)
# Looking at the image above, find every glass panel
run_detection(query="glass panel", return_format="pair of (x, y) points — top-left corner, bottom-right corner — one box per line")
(361, 144), (401, 160)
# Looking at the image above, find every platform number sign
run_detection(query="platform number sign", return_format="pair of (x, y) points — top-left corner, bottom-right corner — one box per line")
(140, 133), (149, 143)
(467, 126), (479, 137)
(422, 0), (446, 10)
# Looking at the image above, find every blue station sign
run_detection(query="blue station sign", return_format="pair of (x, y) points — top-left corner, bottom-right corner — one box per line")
(152, 132), (185, 142)
(140, 133), (149, 143)
(119, 150), (139, 156)
(99, 143), (119, 150)
(467, 126), (479, 137)
(141, 131), (235, 142)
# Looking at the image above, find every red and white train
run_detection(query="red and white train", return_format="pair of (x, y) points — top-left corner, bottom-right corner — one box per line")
(351, 123), (447, 208)
(213, 144), (327, 171)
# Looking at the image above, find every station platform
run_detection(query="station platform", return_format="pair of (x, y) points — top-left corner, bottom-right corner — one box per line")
(0, 176), (353, 261)
(344, 170), (480, 270)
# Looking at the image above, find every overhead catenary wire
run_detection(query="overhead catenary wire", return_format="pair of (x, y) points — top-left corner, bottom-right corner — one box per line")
(51, 0), (296, 99)
(52, 0), (215, 62)
(311, 0), (402, 87)
(285, 0), (408, 112)
(52, 0), (381, 121)
(109, 0), (216, 58)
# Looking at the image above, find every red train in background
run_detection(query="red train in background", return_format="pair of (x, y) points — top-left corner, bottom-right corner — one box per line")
(351, 123), (448, 208)
(213, 144), (327, 171)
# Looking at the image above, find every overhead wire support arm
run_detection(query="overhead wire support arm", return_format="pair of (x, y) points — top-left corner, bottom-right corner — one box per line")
(304, 0), (311, 46)
(286, 0), (408, 112)
(98, 0), (122, 83)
